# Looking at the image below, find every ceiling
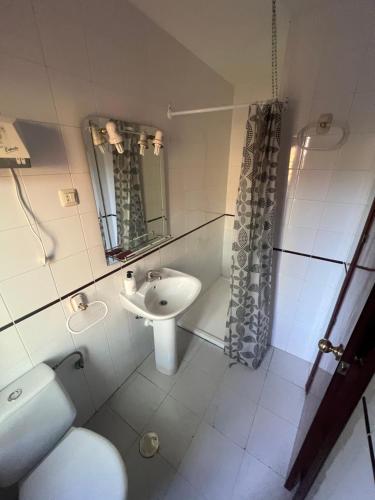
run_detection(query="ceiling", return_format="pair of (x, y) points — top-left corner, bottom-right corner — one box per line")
(129, 0), (299, 88)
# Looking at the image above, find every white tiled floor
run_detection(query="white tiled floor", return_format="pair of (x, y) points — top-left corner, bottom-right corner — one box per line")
(86, 328), (310, 500)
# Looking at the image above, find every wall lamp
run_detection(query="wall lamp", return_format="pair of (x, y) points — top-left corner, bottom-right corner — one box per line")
(90, 123), (163, 157)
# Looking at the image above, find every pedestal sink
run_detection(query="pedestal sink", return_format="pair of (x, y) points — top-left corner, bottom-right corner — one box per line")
(119, 268), (202, 375)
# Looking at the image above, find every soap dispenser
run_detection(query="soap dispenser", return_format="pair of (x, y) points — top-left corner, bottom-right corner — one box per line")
(124, 270), (137, 295)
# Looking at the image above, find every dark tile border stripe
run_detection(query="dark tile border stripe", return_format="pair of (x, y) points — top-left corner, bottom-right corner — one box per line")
(3, 212), (366, 334)
(362, 396), (375, 481)
(0, 214), (226, 333)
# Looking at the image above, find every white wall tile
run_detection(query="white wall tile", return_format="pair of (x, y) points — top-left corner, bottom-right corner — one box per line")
(48, 69), (97, 126)
(87, 245), (120, 280)
(71, 321), (117, 409)
(304, 259), (345, 288)
(16, 302), (74, 365)
(309, 92), (354, 124)
(294, 170), (332, 201)
(41, 215), (86, 261)
(71, 173), (97, 214)
(326, 170), (374, 204)
(0, 295), (12, 327)
(0, 326), (33, 391)
(55, 360), (95, 426)
(280, 226), (316, 254)
(0, 175), (35, 231)
(94, 274), (136, 386)
(300, 149), (338, 171)
(0, 266), (58, 320)
(349, 91), (375, 133)
(32, 0), (90, 80)
(80, 212), (102, 249)
(312, 229), (349, 261)
(0, 225), (46, 281)
(319, 202), (365, 234)
(271, 312), (293, 352)
(289, 199), (324, 229)
(276, 252), (309, 280)
(60, 126), (89, 173)
(50, 250), (93, 296)
(0, 0), (44, 63)
(0, 53), (57, 122)
(335, 133), (375, 170)
(21, 174), (77, 222)
(315, 46), (363, 97)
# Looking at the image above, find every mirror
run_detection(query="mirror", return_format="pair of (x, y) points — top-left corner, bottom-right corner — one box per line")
(83, 116), (169, 265)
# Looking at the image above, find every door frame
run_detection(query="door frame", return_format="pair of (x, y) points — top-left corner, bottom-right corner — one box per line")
(305, 199), (375, 393)
(285, 197), (375, 497)
(285, 285), (375, 498)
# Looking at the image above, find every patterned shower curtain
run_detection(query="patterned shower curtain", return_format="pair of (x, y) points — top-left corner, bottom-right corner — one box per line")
(225, 101), (283, 368)
(113, 134), (147, 250)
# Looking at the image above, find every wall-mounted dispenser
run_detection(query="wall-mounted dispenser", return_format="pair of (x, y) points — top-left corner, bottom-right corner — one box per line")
(0, 117), (31, 168)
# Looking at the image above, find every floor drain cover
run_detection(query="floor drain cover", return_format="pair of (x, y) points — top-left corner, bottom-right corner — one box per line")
(139, 432), (160, 458)
(159, 300), (168, 306)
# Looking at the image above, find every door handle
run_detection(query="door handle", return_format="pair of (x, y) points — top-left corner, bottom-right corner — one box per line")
(318, 339), (344, 361)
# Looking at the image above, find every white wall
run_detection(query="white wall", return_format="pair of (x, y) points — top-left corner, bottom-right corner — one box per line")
(224, 0), (375, 363)
(307, 376), (375, 500)
(0, 0), (232, 424)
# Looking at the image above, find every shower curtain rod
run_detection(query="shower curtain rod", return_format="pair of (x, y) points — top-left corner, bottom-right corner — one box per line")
(167, 98), (288, 119)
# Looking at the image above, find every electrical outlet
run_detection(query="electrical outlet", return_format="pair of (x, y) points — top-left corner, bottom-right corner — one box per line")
(58, 188), (79, 207)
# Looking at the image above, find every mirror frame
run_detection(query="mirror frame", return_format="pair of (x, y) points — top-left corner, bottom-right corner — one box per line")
(82, 115), (170, 265)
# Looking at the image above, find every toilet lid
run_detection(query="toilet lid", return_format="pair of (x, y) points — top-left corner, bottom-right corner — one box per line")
(20, 427), (127, 500)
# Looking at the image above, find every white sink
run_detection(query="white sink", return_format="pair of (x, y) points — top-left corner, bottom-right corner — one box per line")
(120, 268), (201, 375)
(119, 268), (201, 320)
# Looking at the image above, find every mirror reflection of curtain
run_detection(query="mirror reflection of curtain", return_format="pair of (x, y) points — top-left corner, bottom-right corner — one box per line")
(113, 134), (147, 250)
(225, 101), (283, 369)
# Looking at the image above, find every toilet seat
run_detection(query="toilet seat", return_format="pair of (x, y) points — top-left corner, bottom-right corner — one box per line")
(20, 427), (128, 500)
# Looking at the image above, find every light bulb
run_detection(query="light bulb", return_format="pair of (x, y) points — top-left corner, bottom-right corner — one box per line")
(105, 120), (124, 154)
(138, 131), (148, 156)
(152, 130), (163, 156)
(90, 126), (106, 153)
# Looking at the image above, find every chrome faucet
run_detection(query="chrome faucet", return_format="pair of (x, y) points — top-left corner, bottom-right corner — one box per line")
(146, 270), (162, 282)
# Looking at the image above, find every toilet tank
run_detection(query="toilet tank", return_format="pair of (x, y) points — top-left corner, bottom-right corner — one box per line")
(0, 363), (76, 487)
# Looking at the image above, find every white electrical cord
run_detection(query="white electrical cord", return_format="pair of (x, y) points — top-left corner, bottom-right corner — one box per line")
(10, 168), (48, 265)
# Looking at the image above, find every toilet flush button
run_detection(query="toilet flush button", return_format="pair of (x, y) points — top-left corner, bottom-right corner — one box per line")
(8, 388), (22, 402)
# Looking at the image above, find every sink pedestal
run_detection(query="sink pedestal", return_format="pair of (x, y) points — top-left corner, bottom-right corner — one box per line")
(153, 318), (178, 375)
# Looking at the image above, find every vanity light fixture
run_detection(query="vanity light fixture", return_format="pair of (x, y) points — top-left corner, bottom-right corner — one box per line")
(138, 131), (148, 156)
(90, 125), (106, 153)
(152, 130), (163, 156)
(105, 120), (124, 154)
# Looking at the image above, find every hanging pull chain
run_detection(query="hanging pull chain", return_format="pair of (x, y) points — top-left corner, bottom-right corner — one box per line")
(271, 0), (278, 99)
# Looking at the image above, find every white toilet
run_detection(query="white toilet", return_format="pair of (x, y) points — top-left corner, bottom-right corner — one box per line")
(0, 363), (128, 499)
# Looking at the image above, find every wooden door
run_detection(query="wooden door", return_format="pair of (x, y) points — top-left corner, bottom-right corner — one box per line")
(285, 199), (375, 499)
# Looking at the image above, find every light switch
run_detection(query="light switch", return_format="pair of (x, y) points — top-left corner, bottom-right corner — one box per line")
(58, 188), (79, 207)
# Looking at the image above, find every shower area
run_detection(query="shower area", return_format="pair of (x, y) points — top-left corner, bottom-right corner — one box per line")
(178, 97), (374, 367)
(179, 268), (230, 348)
